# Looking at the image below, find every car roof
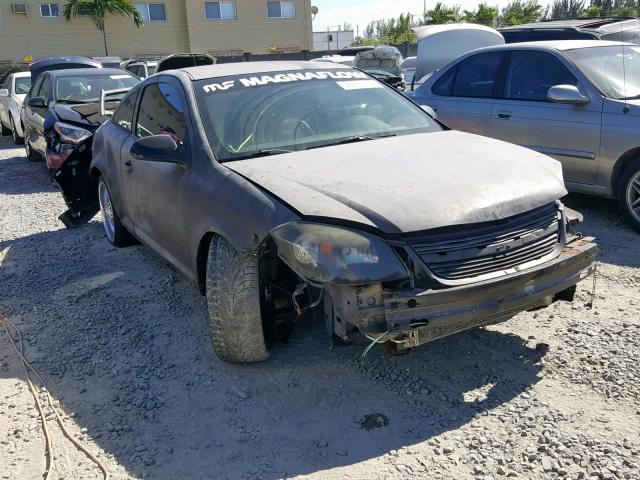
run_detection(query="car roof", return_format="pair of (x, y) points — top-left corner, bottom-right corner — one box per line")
(180, 60), (351, 80)
(11, 71), (30, 78)
(470, 39), (628, 53)
(500, 17), (636, 30)
(51, 68), (134, 77)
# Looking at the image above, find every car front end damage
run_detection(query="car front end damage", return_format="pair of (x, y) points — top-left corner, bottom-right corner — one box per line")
(46, 121), (99, 227)
(269, 201), (597, 352)
(44, 93), (129, 228)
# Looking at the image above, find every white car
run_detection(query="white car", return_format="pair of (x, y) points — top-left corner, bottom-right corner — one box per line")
(0, 71), (30, 144)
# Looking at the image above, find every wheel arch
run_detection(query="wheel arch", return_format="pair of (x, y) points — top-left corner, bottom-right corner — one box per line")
(611, 147), (640, 194)
(196, 231), (217, 295)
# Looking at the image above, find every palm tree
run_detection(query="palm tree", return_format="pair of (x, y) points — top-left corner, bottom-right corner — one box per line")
(426, 2), (460, 23)
(63, 0), (144, 56)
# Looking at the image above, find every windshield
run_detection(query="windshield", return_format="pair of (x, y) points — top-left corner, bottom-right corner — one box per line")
(565, 45), (640, 99)
(602, 27), (640, 45)
(55, 73), (139, 104)
(194, 69), (440, 162)
(14, 77), (31, 95)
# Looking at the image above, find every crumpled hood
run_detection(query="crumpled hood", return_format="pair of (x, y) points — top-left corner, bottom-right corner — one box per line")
(226, 131), (567, 234)
(52, 103), (113, 129)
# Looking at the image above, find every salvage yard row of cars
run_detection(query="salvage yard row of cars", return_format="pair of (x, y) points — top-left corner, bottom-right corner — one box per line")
(4, 26), (640, 363)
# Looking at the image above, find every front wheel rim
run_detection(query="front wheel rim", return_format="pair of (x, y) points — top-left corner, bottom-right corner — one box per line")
(98, 181), (116, 242)
(626, 170), (640, 224)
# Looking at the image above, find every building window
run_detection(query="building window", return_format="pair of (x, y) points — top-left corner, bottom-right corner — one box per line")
(134, 3), (167, 22)
(205, 2), (236, 19)
(40, 3), (60, 17)
(267, 1), (295, 18)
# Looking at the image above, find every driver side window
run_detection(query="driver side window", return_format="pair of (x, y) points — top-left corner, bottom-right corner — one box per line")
(505, 51), (577, 101)
(135, 82), (187, 145)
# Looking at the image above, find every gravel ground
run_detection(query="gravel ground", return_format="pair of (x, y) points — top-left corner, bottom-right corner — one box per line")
(1, 134), (639, 480)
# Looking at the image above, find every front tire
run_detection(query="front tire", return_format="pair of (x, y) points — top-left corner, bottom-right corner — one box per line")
(617, 158), (640, 233)
(10, 118), (23, 145)
(206, 236), (269, 363)
(24, 130), (42, 162)
(98, 178), (136, 247)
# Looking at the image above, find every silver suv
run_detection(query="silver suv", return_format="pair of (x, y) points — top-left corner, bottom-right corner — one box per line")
(411, 40), (640, 232)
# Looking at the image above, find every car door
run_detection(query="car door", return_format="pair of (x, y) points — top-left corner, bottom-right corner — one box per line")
(25, 73), (51, 154)
(121, 78), (192, 269)
(490, 50), (602, 185)
(416, 51), (506, 136)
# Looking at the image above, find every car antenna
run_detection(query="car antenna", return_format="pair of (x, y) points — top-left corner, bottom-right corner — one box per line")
(621, 23), (630, 114)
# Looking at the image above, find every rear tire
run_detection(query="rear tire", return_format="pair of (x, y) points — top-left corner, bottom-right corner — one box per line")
(98, 177), (136, 247)
(617, 158), (640, 233)
(10, 118), (23, 145)
(206, 236), (269, 363)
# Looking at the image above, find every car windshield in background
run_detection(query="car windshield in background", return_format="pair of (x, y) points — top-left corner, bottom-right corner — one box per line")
(565, 45), (640, 99)
(194, 69), (440, 162)
(601, 27), (640, 45)
(55, 73), (139, 104)
(14, 77), (31, 95)
(147, 65), (157, 75)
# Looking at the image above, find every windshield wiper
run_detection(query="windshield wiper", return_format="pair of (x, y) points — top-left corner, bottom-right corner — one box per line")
(225, 148), (293, 162)
(621, 94), (640, 100)
(307, 133), (397, 150)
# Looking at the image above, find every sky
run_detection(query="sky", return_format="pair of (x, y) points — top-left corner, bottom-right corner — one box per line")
(312, 0), (551, 33)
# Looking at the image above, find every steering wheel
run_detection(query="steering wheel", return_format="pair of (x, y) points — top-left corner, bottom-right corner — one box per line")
(293, 120), (315, 143)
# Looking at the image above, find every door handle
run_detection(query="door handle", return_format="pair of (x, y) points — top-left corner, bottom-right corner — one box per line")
(124, 160), (133, 172)
(497, 111), (512, 119)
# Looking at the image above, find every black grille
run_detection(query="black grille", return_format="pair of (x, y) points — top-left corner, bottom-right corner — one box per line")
(408, 203), (561, 281)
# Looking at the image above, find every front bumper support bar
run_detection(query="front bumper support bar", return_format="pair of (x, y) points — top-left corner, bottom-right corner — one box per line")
(383, 237), (597, 348)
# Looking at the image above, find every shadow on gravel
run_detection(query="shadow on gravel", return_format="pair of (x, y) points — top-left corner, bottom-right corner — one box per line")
(1, 224), (546, 479)
(0, 139), (54, 196)
(562, 193), (640, 268)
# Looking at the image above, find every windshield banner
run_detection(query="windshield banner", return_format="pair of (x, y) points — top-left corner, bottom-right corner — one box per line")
(202, 70), (370, 93)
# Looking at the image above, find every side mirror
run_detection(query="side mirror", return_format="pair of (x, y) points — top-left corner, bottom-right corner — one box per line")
(420, 105), (437, 120)
(28, 96), (47, 108)
(547, 85), (590, 105)
(0, 89), (9, 97)
(131, 134), (183, 164)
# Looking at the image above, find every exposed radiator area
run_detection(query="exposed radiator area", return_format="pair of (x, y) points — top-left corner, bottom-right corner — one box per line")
(407, 203), (561, 281)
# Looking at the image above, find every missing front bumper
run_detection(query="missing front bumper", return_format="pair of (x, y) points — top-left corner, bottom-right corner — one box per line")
(362, 237), (597, 349)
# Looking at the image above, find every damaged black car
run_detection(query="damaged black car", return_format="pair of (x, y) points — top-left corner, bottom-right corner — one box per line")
(22, 67), (139, 226)
(73, 61), (597, 363)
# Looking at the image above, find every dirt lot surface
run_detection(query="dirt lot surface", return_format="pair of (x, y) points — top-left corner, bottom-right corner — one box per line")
(1, 134), (639, 480)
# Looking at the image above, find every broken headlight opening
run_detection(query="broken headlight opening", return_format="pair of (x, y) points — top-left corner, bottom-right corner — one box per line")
(271, 222), (410, 285)
(53, 122), (92, 144)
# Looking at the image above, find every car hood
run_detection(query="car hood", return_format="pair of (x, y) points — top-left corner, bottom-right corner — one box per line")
(225, 131), (567, 234)
(53, 103), (112, 129)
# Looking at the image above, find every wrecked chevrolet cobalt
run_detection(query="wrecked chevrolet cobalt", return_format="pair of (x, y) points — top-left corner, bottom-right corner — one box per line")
(81, 61), (596, 362)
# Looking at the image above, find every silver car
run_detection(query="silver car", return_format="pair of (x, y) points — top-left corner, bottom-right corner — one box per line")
(0, 71), (30, 145)
(411, 40), (640, 232)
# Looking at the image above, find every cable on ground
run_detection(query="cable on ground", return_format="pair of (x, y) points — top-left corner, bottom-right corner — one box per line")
(0, 301), (110, 480)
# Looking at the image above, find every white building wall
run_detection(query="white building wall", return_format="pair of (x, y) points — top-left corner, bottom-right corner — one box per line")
(312, 30), (354, 51)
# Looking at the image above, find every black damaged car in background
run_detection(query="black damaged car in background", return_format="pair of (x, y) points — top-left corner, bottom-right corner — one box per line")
(22, 63), (139, 226)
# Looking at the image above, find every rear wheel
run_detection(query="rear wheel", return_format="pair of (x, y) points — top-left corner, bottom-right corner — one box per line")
(617, 158), (640, 233)
(98, 177), (136, 247)
(10, 118), (23, 145)
(206, 236), (269, 363)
